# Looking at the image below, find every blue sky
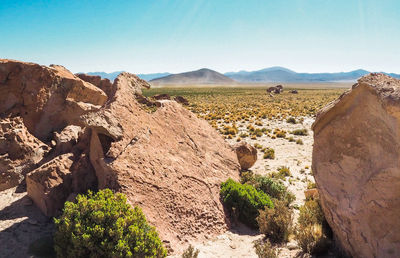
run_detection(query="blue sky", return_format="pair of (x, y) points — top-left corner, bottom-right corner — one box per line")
(1, 0), (399, 74)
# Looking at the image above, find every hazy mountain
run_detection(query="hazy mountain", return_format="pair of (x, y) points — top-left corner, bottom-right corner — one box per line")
(225, 67), (400, 82)
(150, 68), (236, 84)
(137, 73), (171, 81)
(84, 71), (171, 81)
(224, 67), (379, 82)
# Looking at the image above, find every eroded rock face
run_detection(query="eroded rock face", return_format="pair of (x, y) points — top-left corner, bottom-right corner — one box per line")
(0, 59), (107, 141)
(312, 73), (400, 258)
(86, 72), (240, 251)
(234, 142), (257, 170)
(0, 59), (240, 253)
(26, 153), (74, 216)
(0, 117), (49, 190)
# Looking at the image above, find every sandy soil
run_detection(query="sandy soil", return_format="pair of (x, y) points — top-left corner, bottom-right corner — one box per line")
(0, 186), (54, 258)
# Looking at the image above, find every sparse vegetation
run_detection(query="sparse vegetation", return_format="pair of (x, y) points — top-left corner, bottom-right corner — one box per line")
(291, 129), (308, 136)
(253, 239), (278, 258)
(262, 147), (275, 159)
(220, 178), (273, 228)
(295, 199), (331, 255)
(257, 200), (293, 243)
(286, 117), (296, 124)
(54, 189), (167, 258)
(181, 245), (200, 258)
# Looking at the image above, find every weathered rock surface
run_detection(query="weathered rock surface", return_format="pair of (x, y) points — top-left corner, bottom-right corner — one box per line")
(312, 73), (400, 258)
(174, 95), (189, 106)
(86, 72), (240, 251)
(26, 154), (74, 216)
(234, 142), (257, 170)
(0, 59), (240, 252)
(0, 59), (107, 141)
(0, 117), (49, 190)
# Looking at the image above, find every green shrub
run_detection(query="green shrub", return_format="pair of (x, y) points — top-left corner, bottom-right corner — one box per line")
(241, 172), (295, 206)
(220, 178), (273, 228)
(54, 189), (167, 258)
(291, 129), (308, 136)
(257, 200), (293, 243)
(253, 239), (278, 258)
(181, 245), (199, 258)
(296, 139), (303, 145)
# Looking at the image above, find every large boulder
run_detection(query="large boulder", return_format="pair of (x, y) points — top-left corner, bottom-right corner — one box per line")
(312, 73), (400, 258)
(85, 72), (240, 251)
(0, 59), (107, 141)
(234, 142), (257, 170)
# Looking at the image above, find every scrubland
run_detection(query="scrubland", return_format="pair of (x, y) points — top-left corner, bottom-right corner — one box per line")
(145, 85), (345, 257)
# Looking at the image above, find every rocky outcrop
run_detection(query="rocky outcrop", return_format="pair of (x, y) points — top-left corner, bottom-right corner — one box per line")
(0, 59), (240, 252)
(174, 96), (189, 106)
(26, 153), (74, 216)
(0, 117), (49, 190)
(0, 60), (107, 141)
(312, 73), (400, 258)
(85, 72), (240, 251)
(234, 142), (257, 170)
(76, 73), (114, 100)
(267, 85), (283, 94)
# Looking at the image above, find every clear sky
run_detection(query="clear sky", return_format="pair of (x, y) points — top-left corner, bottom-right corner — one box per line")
(1, 0), (399, 74)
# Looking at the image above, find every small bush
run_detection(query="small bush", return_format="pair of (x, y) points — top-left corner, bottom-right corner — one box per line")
(298, 199), (324, 226)
(257, 200), (293, 243)
(271, 166), (291, 180)
(253, 239), (278, 258)
(296, 224), (330, 255)
(291, 129), (308, 136)
(220, 178), (273, 228)
(296, 139), (303, 145)
(181, 245), (199, 258)
(241, 172), (295, 206)
(286, 117), (297, 124)
(54, 189), (167, 258)
(262, 147), (275, 159)
(295, 199), (331, 255)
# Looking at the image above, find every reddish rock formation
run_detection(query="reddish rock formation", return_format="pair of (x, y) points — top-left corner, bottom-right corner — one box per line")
(85, 72), (240, 251)
(0, 59), (240, 252)
(0, 117), (49, 190)
(234, 142), (257, 170)
(312, 73), (400, 258)
(153, 93), (171, 100)
(0, 60), (107, 141)
(76, 73), (114, 99)
(174, 96), (189, 105)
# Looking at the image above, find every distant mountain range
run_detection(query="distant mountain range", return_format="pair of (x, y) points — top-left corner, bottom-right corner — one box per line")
(84, 67), (400, 84)
(225, 67), (400, 82)
(86, 71), (171, 81)
(150, 68), (235, 84)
